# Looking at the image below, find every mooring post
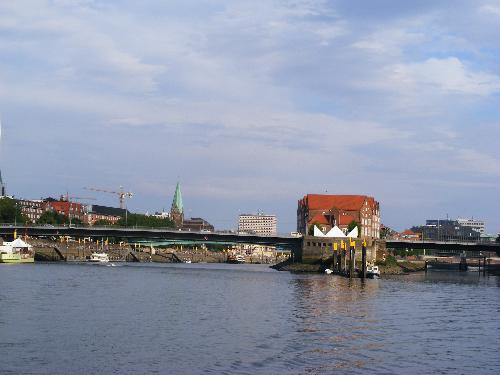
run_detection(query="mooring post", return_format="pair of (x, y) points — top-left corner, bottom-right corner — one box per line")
(483, 256), (487, 276)
(333, 243), (338, 273)
(361, 240), (367, 279)
(349, 241), (355, 279)
(341, 240), (346, 274)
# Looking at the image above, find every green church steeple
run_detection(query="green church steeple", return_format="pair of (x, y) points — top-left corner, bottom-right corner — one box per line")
(170, 182), (184, 227)
(171, 182), (183, 213)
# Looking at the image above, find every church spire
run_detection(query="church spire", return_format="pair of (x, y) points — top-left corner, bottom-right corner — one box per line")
(171, 182), (183, 213)
(170, 182), (184, 227)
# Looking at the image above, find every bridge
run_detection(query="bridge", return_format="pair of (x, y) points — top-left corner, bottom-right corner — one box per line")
(386, 239), (500, 255)
(0, 225), (302, 253)
(2, 225), (499, 261)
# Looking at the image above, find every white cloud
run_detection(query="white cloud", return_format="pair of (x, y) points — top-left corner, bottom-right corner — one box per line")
(1, 0), (500, 230)
(479, 4), (500, 17)
(352, 27), (425, 55)
(386, 57), (500, 96)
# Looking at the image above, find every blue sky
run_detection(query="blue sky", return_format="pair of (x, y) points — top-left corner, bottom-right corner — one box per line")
(1, 0), (500, 233)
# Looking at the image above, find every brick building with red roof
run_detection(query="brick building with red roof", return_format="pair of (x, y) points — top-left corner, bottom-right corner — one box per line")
(46, 200), (85, 223)
(297, 194), (381, 238)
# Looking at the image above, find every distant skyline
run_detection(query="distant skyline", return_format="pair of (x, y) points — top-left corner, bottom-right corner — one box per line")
(1, 1), (499, 233)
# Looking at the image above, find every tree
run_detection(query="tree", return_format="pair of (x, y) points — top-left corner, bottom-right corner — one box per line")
(0, 198), (27, 224)
(308, 222), (323, 235)
(347, 220), (360, 234)
(496, 234), (500, 243)
(37, 210), (68, 225)
(93, 219), (113, 226)
(116, 213), (175, 228)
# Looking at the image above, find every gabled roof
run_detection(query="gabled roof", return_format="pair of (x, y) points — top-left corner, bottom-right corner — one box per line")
(313, 226), (326, 237)
(338, 214), (356, 226)
(325, 226), (346, 238)
(308, 213), (329, 225)
(302, 194), (374, 211)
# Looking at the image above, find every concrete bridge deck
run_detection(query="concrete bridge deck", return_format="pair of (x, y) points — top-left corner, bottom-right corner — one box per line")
(386, 239), (500, 253)
(0, 225), (302, 249)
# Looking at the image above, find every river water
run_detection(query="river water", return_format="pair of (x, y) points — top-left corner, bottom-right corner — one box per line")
(0, 263), (499, 374)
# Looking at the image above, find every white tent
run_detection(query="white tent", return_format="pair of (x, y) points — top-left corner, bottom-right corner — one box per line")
(347, 226), (359, 238)
(313, 226), (326, 237)
(10, 238), (32, 249)
(325, 226), (346, 238)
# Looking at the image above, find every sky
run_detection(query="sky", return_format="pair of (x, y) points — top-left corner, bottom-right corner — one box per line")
(0, 0), (499, 233)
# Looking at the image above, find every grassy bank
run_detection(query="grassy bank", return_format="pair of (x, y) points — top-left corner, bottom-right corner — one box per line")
(377, 256), (426, 275)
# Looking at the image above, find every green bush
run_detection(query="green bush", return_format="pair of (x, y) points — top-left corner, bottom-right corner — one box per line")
(376, 255), (397, 266)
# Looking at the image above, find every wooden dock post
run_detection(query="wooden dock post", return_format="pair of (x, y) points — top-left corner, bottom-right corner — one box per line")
(361, 240), (367, 279)
(349, 241), (355, 279)
(341, 240), (346, 274)
(333, 243), (338, 273)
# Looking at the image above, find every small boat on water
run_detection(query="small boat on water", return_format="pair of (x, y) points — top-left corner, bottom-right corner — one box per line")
(226, 254), (246, 264)
(324, 268), (333, 274)
(366, 265), (380, 278)
(87, 252), (110, 263)
(0, 238), (35, 264)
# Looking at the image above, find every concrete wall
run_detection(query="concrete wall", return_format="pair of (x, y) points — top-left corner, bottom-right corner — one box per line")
(299, 235), (380, 264)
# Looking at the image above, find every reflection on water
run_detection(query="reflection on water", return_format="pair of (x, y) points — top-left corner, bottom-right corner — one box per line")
(0, 264), (498, 374)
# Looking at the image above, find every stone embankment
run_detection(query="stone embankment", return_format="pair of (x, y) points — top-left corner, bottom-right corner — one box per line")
(272, 258), (427, 275)
(378, 260), (426, 275)
(29, 238), (289, 264)
(271, 259), (323, 273)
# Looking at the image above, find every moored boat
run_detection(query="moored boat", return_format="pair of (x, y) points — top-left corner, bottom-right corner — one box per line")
(226, 254), (246, 264)
(366, 265), (380, 278)
(88, 252), (110, 263)
(0, 238), (35, 264)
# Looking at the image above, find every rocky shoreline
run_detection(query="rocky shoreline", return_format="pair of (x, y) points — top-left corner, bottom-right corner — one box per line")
(271, 259), (426, 276)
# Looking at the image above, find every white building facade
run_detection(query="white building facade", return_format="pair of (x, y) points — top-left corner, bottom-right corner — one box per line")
(238, 214), (277, 236)
(457, 218), (485, 234)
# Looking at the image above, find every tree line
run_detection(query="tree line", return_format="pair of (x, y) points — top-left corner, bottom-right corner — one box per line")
(0, 198), (175, 228)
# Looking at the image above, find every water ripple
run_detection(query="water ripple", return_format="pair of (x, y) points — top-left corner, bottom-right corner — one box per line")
(0, 264), (499, 374)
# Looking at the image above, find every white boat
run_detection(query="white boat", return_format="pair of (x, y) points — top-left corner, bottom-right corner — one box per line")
(324, 268), (333, 274)
(88, 252), (110, 263)
(366, 265), (380, 278)
(184, 260), (192, 264)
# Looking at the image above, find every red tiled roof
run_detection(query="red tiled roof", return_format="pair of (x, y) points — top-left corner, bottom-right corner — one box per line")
(402, 229), (416, 235)
(338, 214), (356, 226)
(48, 201), (83, 212)
(308, 213), (329, 225)
(304, 194), (373, 211)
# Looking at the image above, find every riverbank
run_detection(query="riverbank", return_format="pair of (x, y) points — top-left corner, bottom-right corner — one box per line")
(379, 260), (426, 275)
(271, 259), (426, 275)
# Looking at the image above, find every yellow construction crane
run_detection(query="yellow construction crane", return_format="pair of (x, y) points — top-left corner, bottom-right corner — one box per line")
(84, 186), (133, 209)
